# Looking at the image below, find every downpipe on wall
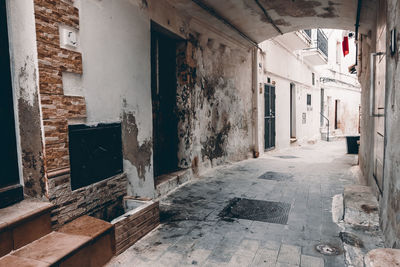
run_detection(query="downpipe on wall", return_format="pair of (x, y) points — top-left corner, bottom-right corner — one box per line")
(252, 47), (260, 157)
(369, 52), (386, 117)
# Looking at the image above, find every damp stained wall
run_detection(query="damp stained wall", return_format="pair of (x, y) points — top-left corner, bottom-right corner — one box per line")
(5, 0), (45, 198)
(72, 0), (254, 197)
(175, 20), (254, 174)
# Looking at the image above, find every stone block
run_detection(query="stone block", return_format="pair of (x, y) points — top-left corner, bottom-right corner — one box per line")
(343, 185), (379, 230)
(300, 254), (324, 267)
(277, 244), (301, 265)
(364, 248), (400, 267)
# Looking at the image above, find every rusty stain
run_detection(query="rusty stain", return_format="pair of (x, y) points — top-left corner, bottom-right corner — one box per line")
(122, 111), (152, 180)
(191, 156), (199, 175)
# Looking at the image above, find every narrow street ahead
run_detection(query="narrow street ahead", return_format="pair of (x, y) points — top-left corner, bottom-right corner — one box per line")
(108, 141), (357, 267)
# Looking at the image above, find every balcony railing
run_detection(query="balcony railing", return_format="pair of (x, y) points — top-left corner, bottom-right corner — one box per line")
(304, 29), (311, 39)
(317, 29), (328, 58)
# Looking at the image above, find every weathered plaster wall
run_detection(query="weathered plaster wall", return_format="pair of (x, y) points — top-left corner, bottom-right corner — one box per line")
(6, 0), (45, 198)
(175, 20), (254, 174)
(76, 0), (154, 198)
(381, 0), (400, 248)
(358, 32), (376, 190)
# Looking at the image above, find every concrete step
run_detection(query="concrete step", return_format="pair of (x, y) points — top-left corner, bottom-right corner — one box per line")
(155, 169), (192, 198)
(0, 199), (53, 257)
(0, 215), (114, 267)
(343, 185), (379, 230)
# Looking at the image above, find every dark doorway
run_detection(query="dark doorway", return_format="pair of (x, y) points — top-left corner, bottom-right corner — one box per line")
(335, 99), (339, 129)
(0, 0), (23, 208)
(290, 83), (296, 139)
(264, 84), (276, 150)
(320, 88), (324, 126)
(151, 22), (180, 179)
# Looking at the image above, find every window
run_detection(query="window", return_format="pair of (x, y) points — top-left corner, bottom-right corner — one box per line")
(307, 94), (312, 106)
(312, 73), (315, 86)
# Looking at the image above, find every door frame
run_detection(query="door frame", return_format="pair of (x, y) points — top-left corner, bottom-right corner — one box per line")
(0, 0), (23, 208)
(264, 83), (276, 151)
(290, 83), (296, 138)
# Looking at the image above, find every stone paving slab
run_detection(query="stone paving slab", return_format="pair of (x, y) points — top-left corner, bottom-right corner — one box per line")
(107, 141), (357, 267)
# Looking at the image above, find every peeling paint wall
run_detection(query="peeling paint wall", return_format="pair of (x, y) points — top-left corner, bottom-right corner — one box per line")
(74, 0), (254, 195)
(6, 0), (45, 198)
(76, 0), (154, 197)
(175, 22), (253, 174)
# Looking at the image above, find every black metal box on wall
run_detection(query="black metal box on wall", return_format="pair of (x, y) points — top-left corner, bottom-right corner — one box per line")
(68, 123), (123, 190)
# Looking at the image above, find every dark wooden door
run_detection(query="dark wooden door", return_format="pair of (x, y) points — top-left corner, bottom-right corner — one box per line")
(151, 26), (179, 178)
(264, 84), (276, 150)
(0, 0), (22, 207)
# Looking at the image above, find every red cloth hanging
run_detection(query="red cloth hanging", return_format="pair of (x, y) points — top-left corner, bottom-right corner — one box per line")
(342, 36), (349, 57)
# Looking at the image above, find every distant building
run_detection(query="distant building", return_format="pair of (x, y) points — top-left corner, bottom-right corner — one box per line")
(257, 29), (361, 151)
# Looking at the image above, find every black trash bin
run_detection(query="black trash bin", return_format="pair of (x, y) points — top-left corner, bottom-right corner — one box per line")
(346, 136), (360, 154)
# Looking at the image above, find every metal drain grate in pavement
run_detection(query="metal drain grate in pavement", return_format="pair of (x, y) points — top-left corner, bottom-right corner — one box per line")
(274, 155), (299, 159)
(258, 171), (293, 181)
(219, 198), (291, 224)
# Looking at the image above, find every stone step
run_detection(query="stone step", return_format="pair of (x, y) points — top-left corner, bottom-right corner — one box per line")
(155, 169), (192, 198)
(0, 199), (53, 257)
(343, 185), (379, 230)
(364, 248), (400, 267)
(0, 215), (114, 267)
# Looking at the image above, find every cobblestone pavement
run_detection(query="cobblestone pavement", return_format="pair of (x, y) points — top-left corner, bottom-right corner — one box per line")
(108, 140), (357, 267)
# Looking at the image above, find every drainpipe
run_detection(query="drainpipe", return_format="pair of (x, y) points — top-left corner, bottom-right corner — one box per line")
(252, 47), (260, 157)
(355, 0), (362, 65)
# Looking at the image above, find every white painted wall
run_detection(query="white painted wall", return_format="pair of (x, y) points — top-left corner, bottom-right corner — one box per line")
(259, 36), (321, 150)
(258, 29), (361, 151)
(74, 0), (154, 197)
(317, 29), (361, 136)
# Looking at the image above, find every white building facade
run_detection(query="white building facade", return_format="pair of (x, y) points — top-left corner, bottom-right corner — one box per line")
(257, 29), (361, 152)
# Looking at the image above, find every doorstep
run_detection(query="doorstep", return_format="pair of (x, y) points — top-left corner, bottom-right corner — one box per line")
(155, 169), (192, 198)
(0, 199), (53, 257)
(0, 215), (115, 267)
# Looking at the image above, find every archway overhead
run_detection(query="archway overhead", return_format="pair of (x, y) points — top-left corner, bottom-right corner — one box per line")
(167, 0), (377, 46)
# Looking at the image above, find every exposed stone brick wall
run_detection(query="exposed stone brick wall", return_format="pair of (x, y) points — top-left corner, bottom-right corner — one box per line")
(33, 0), (127, 227)
(48, 173), (127, 227)
(34, 0), (86, 172)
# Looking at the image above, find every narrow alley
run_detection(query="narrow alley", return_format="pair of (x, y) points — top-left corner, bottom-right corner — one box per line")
(2, 0), (400, 266)
(108, 141), (358, 267)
